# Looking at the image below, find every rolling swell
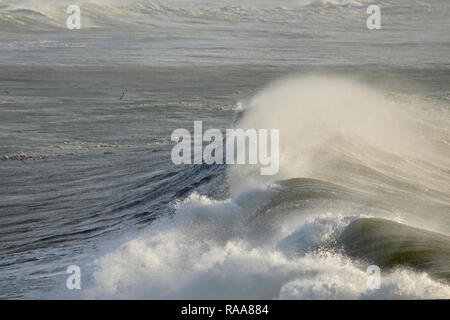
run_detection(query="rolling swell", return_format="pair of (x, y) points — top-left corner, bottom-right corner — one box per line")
(0, 0), (412, 31)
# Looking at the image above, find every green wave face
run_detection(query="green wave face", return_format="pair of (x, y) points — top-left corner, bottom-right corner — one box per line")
(338, 218), (450, 282)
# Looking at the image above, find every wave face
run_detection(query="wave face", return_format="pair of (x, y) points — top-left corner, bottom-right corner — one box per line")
(338, 218), (450, 281)
(75, 76), (450, 299)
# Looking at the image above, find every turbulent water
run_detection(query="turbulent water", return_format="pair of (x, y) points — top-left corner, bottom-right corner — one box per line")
(0, 0), (449, 299)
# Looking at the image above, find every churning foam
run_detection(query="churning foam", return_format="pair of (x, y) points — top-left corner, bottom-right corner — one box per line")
(82, 190), (450, 299)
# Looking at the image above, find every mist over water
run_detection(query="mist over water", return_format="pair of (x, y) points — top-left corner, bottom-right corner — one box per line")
(0, 0), (449, 299)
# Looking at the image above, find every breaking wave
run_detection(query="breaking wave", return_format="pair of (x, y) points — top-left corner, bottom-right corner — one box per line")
(74, 75), (450, 299)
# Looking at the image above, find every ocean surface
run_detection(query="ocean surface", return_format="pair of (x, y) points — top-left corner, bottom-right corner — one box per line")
(0, 0), (449, 299)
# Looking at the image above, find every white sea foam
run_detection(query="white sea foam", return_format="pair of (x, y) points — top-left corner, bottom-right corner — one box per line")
(83, 190), (450, 299)
(280, 267), (450, 299)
